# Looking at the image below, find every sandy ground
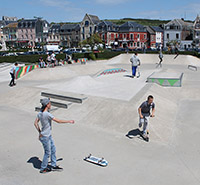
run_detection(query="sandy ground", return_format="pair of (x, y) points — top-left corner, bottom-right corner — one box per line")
(0, 54), (200, 185)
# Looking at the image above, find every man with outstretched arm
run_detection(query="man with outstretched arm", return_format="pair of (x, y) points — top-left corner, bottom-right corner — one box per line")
(34, 98), (75, 173)
(138, 95), (155, 140)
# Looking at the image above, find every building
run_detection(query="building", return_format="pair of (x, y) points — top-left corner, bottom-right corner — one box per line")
(60, 24), (81, 48)
(18, 18), (49, 48)
(80, 14), (100, 41)
(146, 26), (163, 49)
(117, 21), (147, 49)
(193, 15), (200, 49)
(2, 16), (17, 22)
(98, 21), (119, 48)
(47, 24), (61, 45)
(163, 19), (193, 49)
(2, 22), (18, 48)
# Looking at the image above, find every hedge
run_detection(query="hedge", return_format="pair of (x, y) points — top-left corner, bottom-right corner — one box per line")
(0, 54), (66, 64)
(72, 51), (122, 60)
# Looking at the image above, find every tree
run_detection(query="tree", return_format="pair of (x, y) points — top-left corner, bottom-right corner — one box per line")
(79, 33), (103, 50)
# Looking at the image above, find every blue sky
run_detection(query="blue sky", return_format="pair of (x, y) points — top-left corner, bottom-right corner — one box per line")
(0, 0), (200, 23)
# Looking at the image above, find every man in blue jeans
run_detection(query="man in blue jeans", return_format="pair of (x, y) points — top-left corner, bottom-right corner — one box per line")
(130, 53), (140, 78)
(34, 98), (75, 173)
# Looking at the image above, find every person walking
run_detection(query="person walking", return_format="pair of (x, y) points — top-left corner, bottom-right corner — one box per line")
(34, 98), (75, 173)
(50, 51), (56, 66)
(9, 62), (18, 87)
(138, 95), (155, 140)
(174, 46), (179, 59)
(157, 51), (163, 68)
(130, 53), (140, 78)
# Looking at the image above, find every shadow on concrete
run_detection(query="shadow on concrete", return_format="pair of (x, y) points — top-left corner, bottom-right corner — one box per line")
(126, 128), (142, 139)
(27, 157), (63, 169)
(123, 75), (133, 78)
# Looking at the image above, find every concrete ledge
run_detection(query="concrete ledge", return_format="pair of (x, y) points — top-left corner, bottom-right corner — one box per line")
(188, 65), (197, 71)
(39, 99), (68, 109)
(146, 72), (183, 87)
(41, 92), (85, 103)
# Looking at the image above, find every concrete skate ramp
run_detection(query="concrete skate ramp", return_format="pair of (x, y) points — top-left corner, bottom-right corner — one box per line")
(1, 54), (200, 184)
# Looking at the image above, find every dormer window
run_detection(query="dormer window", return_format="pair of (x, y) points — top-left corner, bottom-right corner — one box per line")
(85, 21), (89, 27)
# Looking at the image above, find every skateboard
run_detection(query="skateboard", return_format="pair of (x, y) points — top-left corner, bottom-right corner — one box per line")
(84, 154), (108, 167)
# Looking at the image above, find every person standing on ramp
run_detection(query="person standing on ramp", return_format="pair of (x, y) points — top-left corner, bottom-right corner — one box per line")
(34, 98), (75, 173)
(138, 95), (155, 140)
(156, 51), (163, 68)
(130, 53), (140, 78)
(9, 62), (18, 87)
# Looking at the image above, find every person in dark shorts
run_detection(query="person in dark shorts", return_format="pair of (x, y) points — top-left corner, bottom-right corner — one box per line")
(138, 95), (155, 139)
(34, 98), (75, 173)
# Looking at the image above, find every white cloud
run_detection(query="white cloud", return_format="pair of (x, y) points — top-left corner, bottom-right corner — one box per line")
(39, 0), (70, 8)
(95, 0), (129, 4)
(136, 3), (200, 20)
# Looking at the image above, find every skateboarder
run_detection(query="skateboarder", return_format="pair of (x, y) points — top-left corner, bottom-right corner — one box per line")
(174, 46), (179, 59)
(34, 98), (75, 173)
(138, 95), (155, 140)
(130, 53), (140, 78)
(9, 62), (18, 87)
(156, 51), (163, 68)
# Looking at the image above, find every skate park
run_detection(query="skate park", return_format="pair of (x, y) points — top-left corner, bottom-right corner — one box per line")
(0, 53), (200, 185)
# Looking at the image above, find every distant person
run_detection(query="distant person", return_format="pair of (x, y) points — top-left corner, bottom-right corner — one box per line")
(9, 62), (18, 87)
(34, 98), (75, 173)
(174, 46), (179, 59)
(39, 57), (45, 68)
(138, 95), (155, 140)
(50, 52), (56, 66)
(156, 51), (163, 68)
(130, 53), (140, 78)
(46, 54), (51, 66)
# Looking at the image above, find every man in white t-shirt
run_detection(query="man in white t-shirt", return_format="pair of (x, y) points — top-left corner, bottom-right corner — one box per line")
(9, 62), (18, 87)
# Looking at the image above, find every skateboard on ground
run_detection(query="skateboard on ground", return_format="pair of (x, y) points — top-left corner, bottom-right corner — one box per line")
(84, 154), (108, 167)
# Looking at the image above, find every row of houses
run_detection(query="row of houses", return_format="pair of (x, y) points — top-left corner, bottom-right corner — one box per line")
(0, 14), (200, 50)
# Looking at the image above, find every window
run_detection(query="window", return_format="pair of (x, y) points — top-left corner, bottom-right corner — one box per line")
(137, 42), (140, 47)
(137, 34), (140, 39)
(144, 34), (146, 39)
(82, 27), (85, 33)
(176, 33), (179, 39)
(85, 21), (89, 27)
(130, 34), (133, 40)
(90, 27), (92, 33)
(130, 42), (133, 47)
(167, 33), (169, 39)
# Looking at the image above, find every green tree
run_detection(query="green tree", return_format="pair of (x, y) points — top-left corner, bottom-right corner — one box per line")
(79, 33), (103, 50)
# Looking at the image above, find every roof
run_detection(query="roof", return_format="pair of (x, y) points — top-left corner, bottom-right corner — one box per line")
(88, 14), (100, 24)
(151, 26), (163, 32)
(60, 24), (80, 31)
(119, 21), (146, 32)
(146, 26), (155, 34)
(165, 19), (193, 28)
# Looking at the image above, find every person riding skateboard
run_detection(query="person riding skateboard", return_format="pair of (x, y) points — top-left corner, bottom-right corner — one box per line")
(34, 98), (75, 173)
(138, 95), (155, 140)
